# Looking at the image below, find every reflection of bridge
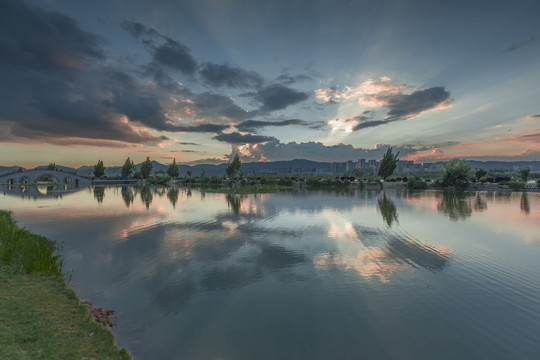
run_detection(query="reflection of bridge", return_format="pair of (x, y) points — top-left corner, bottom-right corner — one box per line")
(0, 170), (91, 185)
(1, 184), (90, 198)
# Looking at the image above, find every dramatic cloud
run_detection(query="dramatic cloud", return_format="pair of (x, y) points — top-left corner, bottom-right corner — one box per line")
(383, 87), (452, 121)
(199, 63), (264, 88)
(254, 84), (310, 112)
(0, 1), (103, 77)
(189, 93), (250, 122)
(177, 142), (200, 146)
(315, 77), (409, 105)
(236, 119), (308, 132)
(123, 20), (197, 76)
(525, 114), (540, 121)
(500, 35), (538, 54)
(0, 3), (241, 147)
(353, 120), (391, 130)
(231, 140), (420, 163)
(121, 20), (159, 39)
(317, 77), (452, 130)
(213, 132), (276, 144)
(0, 2), (169, 146)
(173, 124), (230, 133)
(152, 37), (198, 75)
(275, 74), (311, 85)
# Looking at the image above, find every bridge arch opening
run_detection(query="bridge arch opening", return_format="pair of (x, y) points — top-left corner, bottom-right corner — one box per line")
(36, 174), (59, 183)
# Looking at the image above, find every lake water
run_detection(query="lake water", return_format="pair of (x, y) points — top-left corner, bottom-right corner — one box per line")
(2, 186), (540, 359)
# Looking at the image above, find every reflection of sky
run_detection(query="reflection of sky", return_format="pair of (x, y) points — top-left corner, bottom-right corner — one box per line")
(3, 188), (540, 359)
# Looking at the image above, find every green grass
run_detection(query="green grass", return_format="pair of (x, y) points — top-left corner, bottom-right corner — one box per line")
(202, 184), (294, 194)
(0, 272), (131, 360)
(0, 210), (131, 360)
(0, 211), (63, 276)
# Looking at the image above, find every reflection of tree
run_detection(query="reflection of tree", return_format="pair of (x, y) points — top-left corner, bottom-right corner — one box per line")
(473, 193), (487, 212)
(186, 188), (192, 198)
(167, 187), (179, 208)
(140, 186), (153, 209)
(378, 193), (398, 227)
(121, 186), (134, 208)
(93, 187), (105, 204)
(226, 194), (241, 214)
(386, 237), (450, 270)
(520, 192), (530, 215)
(437, 191), (473, 221)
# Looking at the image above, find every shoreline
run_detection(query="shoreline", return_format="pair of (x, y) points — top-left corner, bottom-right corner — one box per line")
(0, 210), (131, 359)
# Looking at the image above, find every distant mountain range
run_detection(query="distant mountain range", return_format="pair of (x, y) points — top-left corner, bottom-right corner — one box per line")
(1, 159), (538, 177)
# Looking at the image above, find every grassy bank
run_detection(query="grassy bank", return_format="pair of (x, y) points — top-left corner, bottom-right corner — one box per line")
(0, 210), (131, 360)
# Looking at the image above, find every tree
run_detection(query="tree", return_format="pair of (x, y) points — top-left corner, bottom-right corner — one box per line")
(226, 154), (242, 179)
(441, 159), (471, 189)
(140, 157), (153, 179)
(474, 168), (487, 181)
(186, 170), (192, 186)
(378, 147), (400, 181)
(520, 167), (531, 182)
(167, 159), (179, 178)
(121, 157), (134, 177)
(93, 160), (105, 178)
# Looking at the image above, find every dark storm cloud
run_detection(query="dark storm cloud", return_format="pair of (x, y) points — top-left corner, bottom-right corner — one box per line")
(500, 35), (538, 53)
(213, 132), (276, 144)
(199, 63), (264, 88)
(351, 87), (452, 131)
(141, 62), (179, 90)
(175, 124), (230, 133)
(275, 73), (311, 85)
(177, 142), (200, 146)
(122, 20), (197, 76)
(0, 1), (235, 146)
(0, 2), (169, 145)
(121, 20), (160, 39)
(152, 37), (198, 75)
(384, 87), (452, 121)
(0, 1), (104, 73)
(254, 84), (310, 112)
(353, 120), (393, 130)
(236, 119), (308, 132)
(191, 93), (250, 122)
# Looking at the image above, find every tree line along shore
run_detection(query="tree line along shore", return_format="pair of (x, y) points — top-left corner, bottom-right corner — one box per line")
(87, 148), (538, 192)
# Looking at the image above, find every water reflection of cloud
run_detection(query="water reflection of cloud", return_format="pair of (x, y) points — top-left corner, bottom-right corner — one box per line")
(315, 234), (450, 283)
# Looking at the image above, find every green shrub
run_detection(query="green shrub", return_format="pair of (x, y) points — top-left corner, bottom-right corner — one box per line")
(407, 178), (428, 190)
(508, 181), (525, 190)
(277, 177), (293, 186)
(156, 175), (171, 185)
(209, 176), (222, 185)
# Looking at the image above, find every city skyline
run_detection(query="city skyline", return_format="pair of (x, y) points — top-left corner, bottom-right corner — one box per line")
(0, 0), (539, 168)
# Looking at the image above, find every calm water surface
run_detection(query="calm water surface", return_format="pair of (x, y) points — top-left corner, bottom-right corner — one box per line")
(2, 186), (540, 359)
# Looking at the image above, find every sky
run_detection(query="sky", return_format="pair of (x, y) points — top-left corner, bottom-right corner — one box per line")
(0, 0), (539, 168)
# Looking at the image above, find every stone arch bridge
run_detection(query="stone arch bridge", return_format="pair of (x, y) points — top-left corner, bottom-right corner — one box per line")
(0, 169), (91, 185)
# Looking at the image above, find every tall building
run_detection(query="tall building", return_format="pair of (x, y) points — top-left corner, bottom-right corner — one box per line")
(346, 160), (354, 172)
